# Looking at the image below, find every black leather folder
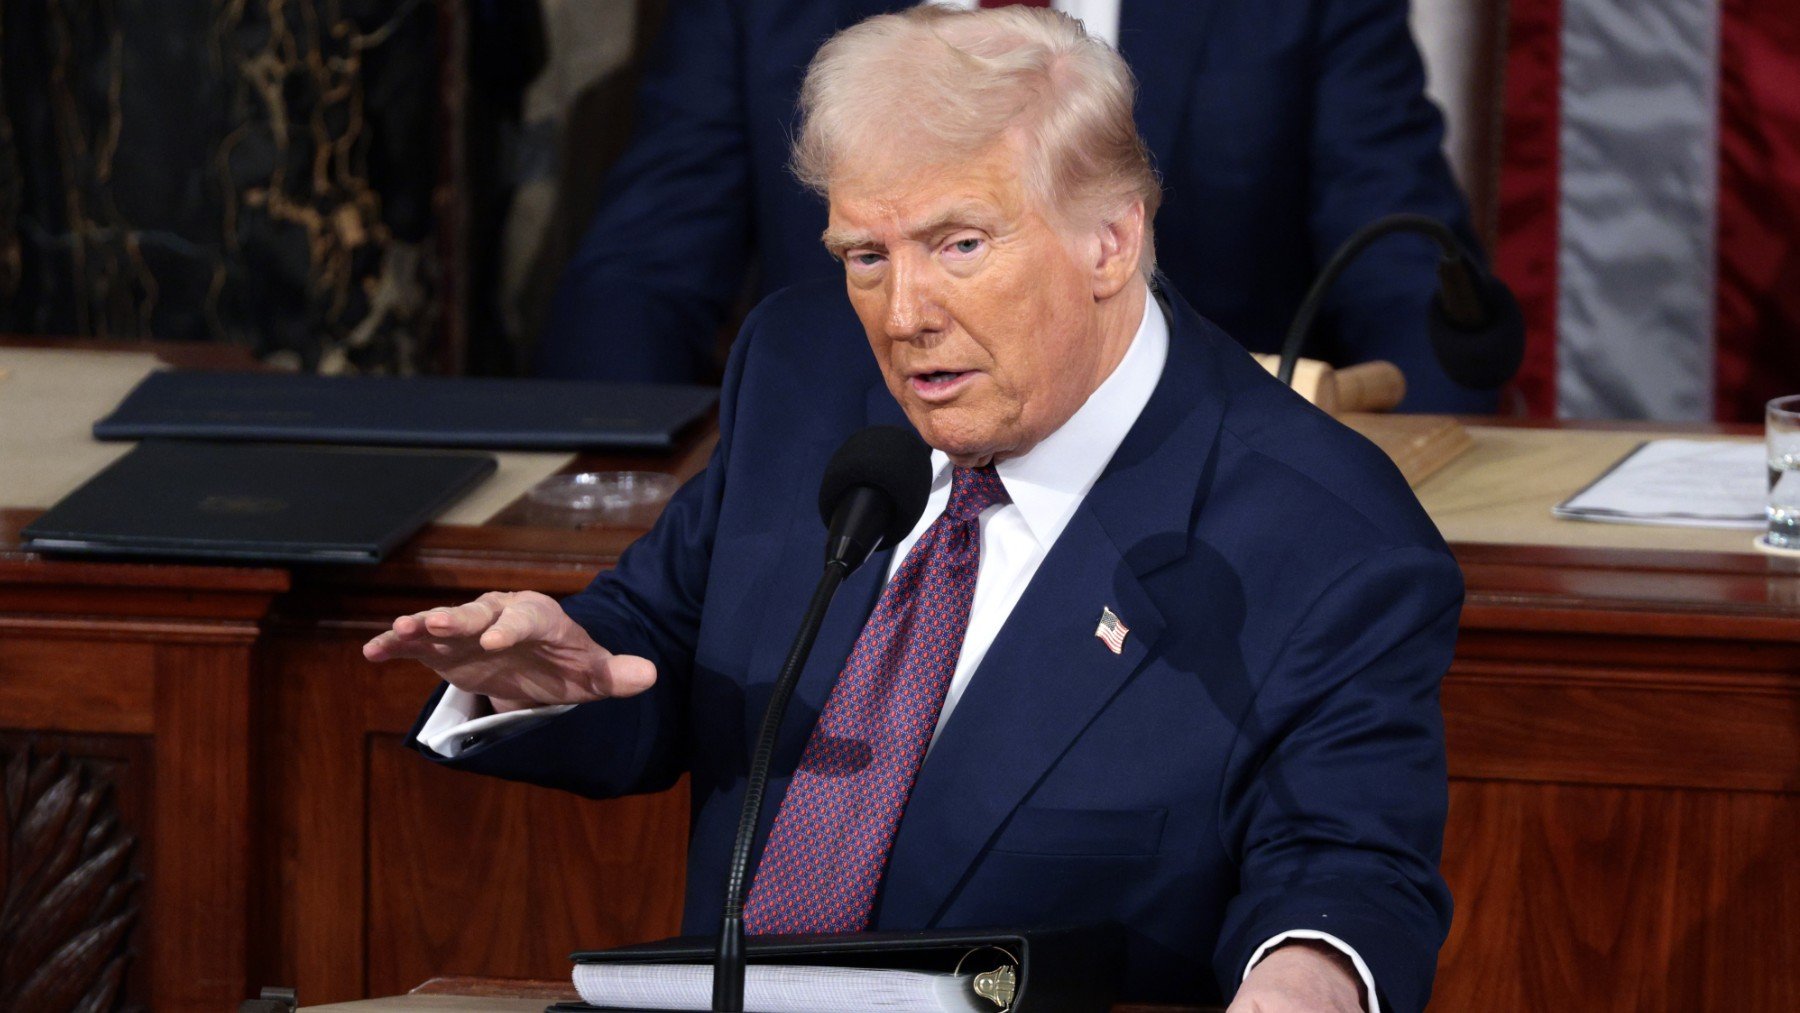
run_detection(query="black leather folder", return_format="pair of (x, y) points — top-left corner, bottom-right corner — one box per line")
(21, 440), (496, 564)
(556, 925), (1123, 1013)
(93, 371), (718, 451)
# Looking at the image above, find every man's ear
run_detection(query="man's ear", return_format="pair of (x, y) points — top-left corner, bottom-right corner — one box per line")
(1091, 201), (1146, 300)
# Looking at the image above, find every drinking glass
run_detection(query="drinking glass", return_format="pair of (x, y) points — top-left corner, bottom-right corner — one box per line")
(1766, 395), (1800, 549)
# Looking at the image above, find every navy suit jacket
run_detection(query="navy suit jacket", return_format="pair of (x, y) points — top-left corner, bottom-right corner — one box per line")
(419, 279), (1461, 1010)
(537, 0), (1496, 412)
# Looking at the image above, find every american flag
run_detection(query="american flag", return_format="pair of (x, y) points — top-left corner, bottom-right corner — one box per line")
(1477, 0), (1800, 422)
(1094, 607), (1129, 655)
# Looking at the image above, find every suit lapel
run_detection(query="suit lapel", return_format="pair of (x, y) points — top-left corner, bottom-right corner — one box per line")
(876, 295), (1230, 926)
(876, 506), (1167, 927)
(1118, 0), (1220, 164)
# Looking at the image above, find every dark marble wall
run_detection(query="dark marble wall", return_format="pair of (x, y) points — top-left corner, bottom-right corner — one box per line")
(0, 0), (449, 373)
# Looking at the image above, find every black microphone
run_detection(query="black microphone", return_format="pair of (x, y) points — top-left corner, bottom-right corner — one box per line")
(1427, 249), (1525, 391)
(712, 425), (932, 1012)
(818, 426), (935, 570)
(1277, 212), (1525, 394)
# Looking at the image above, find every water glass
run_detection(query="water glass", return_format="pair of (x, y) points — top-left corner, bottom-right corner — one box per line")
(1767, 395), (1800, 549)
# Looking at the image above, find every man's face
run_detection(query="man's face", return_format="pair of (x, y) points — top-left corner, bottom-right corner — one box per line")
(825, 141), (1128, 467)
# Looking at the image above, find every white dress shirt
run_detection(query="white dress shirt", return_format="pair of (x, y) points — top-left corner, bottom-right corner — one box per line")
(929, 0), (1122, 47)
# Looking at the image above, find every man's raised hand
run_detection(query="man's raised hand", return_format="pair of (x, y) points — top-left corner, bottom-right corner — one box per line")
(361, 590), (656, 712)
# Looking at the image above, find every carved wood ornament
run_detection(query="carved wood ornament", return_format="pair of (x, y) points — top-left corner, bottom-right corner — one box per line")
(0, 748), (141, 1012)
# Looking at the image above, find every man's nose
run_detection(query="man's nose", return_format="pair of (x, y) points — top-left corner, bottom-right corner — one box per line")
(882, 258), (945, 342)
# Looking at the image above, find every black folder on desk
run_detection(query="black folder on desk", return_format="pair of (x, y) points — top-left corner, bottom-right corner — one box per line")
(556, 925), (1123, 1013)
(21, 441), (496, 564)
(93, 371), (718, 451)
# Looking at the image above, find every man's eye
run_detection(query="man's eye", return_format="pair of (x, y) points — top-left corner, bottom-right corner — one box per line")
(849, 252), (885, 267)
(949, 238), (983, 255)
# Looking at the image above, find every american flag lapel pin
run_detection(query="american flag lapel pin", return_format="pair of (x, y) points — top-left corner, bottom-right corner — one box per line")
(1094, 606), (1129, 655)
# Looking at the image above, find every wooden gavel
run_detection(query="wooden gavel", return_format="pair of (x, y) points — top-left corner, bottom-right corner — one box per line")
(1251, 355), (1406, 415)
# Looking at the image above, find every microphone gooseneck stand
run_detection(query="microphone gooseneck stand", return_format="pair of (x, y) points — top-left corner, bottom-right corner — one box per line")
(709, 425), (931, 1012)
(711, 557), (850, 1012)
(1276, 212), (1519, 390)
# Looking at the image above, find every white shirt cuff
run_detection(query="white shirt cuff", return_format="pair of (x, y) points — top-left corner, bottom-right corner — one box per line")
(1244, 929), (1379, 1013)
(417, 685), (573, 758)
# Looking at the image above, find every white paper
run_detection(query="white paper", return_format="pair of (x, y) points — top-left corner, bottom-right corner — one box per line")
(1553, 439), (1766, 529)
(573, 962), (991, 1013)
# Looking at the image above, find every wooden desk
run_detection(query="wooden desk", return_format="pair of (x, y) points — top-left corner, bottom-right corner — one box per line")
(1419, 423), (1799, 1010)
(2, 379), (1796, 1010)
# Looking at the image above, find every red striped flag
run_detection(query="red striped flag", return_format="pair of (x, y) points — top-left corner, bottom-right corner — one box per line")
(1494, 0), (1800, 422)
(1094, 606), (1129, 655)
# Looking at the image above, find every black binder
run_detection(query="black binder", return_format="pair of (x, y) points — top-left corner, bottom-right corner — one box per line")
(92, 370), (718, 451)
(20, 440), (496, 564)
(555, 925), (1123, 1013)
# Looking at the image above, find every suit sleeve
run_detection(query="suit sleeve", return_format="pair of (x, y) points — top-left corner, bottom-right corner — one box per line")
(1211, 544), (1461, 1013)
(1306, 0), (1499, 413)
(403, 288), (779, 797)
(535, 0), (751, 382)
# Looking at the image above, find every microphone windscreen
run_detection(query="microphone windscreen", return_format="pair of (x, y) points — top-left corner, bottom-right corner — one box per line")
(817, 425), (933, 547)
(1429, 275), (1527, 390)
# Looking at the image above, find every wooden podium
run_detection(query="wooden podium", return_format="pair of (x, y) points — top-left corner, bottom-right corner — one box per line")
(2, 344), (1797, 1011)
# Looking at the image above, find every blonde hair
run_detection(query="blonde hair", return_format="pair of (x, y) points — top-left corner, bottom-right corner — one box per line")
(793, 5), (1161, 277)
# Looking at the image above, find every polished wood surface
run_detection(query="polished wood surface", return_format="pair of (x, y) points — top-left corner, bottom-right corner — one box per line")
(3, 378), (1798, 1009)
(1436, 540), (1800, 1009)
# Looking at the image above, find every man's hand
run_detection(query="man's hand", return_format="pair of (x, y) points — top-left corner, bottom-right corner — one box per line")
(1226, 940), (1366, 1013)
(361, 591), (656, 712)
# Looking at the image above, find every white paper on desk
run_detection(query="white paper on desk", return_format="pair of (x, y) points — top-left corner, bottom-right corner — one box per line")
(574, 962), (991, 1013)
(1553, 439), (1766, 529)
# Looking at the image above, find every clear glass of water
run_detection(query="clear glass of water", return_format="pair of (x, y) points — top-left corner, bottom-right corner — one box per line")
(1767, 395), (1800, 549)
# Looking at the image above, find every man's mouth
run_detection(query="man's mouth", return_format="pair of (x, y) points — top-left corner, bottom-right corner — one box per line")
(908, 369), (974, 400)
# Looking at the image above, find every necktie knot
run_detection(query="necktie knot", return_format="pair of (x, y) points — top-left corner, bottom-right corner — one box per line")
(945, 465), (1008, 524)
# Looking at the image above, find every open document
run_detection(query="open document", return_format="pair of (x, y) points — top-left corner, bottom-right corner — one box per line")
(1553, 439), (1765, 529)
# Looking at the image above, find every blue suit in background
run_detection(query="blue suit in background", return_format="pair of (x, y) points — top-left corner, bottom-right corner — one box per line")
(421, 279), (1462, 1011)
(537, 0), (1496, 412)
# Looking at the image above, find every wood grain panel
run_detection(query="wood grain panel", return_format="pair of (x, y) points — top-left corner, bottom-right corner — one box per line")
(1437, 781), (1800, 1011)
(364, 736), (688, 997)
(151, 642), (255, 1011)
(1443, 665), (1800, 791)
(1454, 628), (1800, 676)
(365, 663), (456, 735)
(0, 638), (155, 733)
(0, 533), (287, 623)
(259, 631), (377, 1004)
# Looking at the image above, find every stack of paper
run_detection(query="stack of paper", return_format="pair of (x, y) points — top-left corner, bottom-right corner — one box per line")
(573, 962), (994, 1013)
(1553, 439), (1765, 529)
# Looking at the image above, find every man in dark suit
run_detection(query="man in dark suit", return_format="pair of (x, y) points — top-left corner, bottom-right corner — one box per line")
(536, 0), (1495, 413)
(368, 8), (1458, 1010)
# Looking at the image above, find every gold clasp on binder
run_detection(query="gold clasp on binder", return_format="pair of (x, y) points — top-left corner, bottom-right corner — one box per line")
(955, 946), (1019, 1011)
(972, 964), (1016, 1009)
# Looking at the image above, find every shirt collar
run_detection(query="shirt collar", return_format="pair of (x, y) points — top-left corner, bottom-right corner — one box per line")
(924, 284), (1169, 545)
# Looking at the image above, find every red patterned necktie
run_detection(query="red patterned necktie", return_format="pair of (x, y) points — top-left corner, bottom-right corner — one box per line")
(743, 465), (1009, 934)
(980, 0), (1052, 6)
